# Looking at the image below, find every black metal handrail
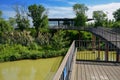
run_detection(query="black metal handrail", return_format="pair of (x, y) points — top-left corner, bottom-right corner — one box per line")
(88, 27), (120, 48)
(75, 40), (120, 62)
(49, 26), (90, 30)
(53, 39), (120, 80)
(52, 27), (120, 80)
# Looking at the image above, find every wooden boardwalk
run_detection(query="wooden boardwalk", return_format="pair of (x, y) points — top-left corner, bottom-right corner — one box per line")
(76, 61), (120, 80)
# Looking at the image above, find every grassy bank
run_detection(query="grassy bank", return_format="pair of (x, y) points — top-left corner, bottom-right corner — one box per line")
(0, 44), (67, 62)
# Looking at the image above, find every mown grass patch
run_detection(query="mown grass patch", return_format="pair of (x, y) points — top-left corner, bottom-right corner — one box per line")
(76, 51), (116, 61)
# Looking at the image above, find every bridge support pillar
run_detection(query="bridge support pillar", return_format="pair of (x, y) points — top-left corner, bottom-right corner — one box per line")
(58, 21), (60, 26)
(116, 49), (120, 62)
(92, 34), (96, 53)
(97, 38), (100, 60)
(105, 42), (109, 61)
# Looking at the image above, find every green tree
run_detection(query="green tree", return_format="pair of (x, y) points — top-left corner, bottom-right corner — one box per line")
(52, 30), (69, 50)
(74, 13), (87, 27)
(28, 4), (48, 37)
(14, 5), (30, 31)
(1, 31), (33, 45)
(0, 10), (2, 18)
(0, 10), (13, 33)
(112, 21), (120, 28)
(73, 4), (88, 27)
(113, 8), (120, 21)
(93, 10), (107, 27)
(8, 17), (16, 28)
(73, 4), (88, 40)
(0, 19), (13, 32)
(73, 4), (88, 15)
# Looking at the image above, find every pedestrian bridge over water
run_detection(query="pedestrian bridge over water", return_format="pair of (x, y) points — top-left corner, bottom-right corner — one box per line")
(48, 18), (120, 80)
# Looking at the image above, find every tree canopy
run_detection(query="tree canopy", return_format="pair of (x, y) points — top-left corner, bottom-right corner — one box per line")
(28, 4), (48, 34)
(0, 10), (2, 18)
(14, 5), (30, 31)
(73, 4), (88, 27)
(73, 4), (88, 15)
(113, 8), (120, 21)
(0, 10), (13, 33)
(93, 10), (107, 27)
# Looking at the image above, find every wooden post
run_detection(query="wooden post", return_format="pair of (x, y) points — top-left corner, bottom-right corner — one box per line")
(92, 34), (96, 53)
(105, 42), (109, 61)
(116, 49), (120, 62)
(78, 31), (81, 48)
(97, 38), (100, 60)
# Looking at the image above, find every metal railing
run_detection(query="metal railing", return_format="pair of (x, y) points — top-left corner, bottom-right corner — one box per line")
(53, 41), (77, 80)
(53, 27), (120, 80)
(49, 25), (88, 30)
(53, 40), (120, 80)
(88, 27), (120, 49)
(76, 40), (120, 62)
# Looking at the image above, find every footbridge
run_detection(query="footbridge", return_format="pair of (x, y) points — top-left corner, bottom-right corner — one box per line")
(49, 18), (120, 80)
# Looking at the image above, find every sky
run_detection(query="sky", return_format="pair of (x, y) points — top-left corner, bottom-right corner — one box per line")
(0, 0), (120, 20)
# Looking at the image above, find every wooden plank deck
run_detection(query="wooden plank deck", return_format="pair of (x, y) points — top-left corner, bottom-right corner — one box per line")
(76, 61), (120, 80)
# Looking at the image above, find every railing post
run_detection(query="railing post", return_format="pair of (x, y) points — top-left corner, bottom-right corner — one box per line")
(105, 41), (109, 61)
(116, 49), (120, 62)
(58, 21), (60, 27)
(97, 38), (100, 60)
(92, 34), (96, 53)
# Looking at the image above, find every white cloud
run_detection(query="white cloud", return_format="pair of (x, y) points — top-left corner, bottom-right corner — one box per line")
(87, 3), (120, 19)
(48, 6), (75, 18)
(49, 0), (77, 5)
(2, 10), (16, 19)
(48, 3), (120, 20)
(1, 2), (120, 20)
(67, 2), (77, 5)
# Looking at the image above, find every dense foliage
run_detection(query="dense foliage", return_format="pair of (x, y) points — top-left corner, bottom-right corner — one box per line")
(0, 44), (67, 62)
(93, 11), (107, 27)
(73, 3), (88, 27)
(28, 4), (48, 37)
(113, 8), (120, 28)
(0, 7), (68, 62)
(0, 4), (120, 62)
(0, 19), (13, 33)
(14, 5), (30, 31)
(0, 30), (68, 62)
(113, 8), (120, 21)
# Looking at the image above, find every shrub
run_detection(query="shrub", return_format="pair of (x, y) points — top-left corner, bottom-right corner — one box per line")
(52, 30), (69, 50)
(0, 30), (34, 46)
(28, 42), (38, 50)
(35, 32), (51, 46)
(112, 21), (120, 28)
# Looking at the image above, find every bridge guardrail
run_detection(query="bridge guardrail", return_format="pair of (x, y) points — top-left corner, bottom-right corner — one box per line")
(53, 41), (77, 80)
(75, 40), (120, 62)
(88, 27), (120, 48)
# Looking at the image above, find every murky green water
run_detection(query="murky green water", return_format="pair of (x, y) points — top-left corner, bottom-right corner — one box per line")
(0, 57), (63, 80)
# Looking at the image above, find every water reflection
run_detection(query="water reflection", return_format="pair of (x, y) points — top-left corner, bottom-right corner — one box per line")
(0, 57), (62, 80)
(2, 67), (19, 80)
(1, 66), (36, 80)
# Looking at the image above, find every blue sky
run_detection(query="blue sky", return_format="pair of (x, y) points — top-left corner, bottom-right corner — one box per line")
(0, 0), (120, 19)
(1, 0), (120, 6)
